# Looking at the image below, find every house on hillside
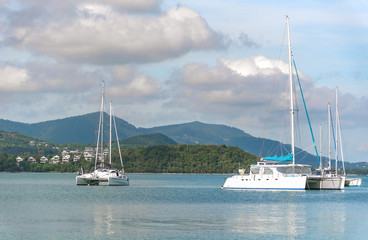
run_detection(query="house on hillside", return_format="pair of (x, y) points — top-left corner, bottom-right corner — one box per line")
(62, 154), (70, 163)
(83, 147), (94, 162)
(40, 156), (48, 164)
(73, 155), (81, 162)
(84, 152), (93, 161)
(16, 157), (23, 162)
(50, 155), (60, 164)
(27, 157), (36, 163)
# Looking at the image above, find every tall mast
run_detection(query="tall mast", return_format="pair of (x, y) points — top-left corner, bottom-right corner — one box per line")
(336, 88), (346, 175)
(109, 101), (112, 166)
(319, 124), (322, 169)
(286, 16), (295, 165)
(95, 81), (105, 169)
(328, 102), (331, 170)
(335, 87), (338, 173)
(101, 81), (105, 167)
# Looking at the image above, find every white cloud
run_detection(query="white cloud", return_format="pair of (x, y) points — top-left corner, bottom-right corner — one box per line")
(88, 0), (162, 12)
(0, 66), (30, 91)
(170, 55), (368, 133)
(107, 65), (162, 102)
(219, 56), (288, 77)
(9, 4), (225, 64)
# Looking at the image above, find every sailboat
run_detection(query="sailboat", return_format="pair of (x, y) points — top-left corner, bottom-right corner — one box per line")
(222, 16), (312, 190)
(76, 82), (129, 186)
(306, 103), (345, 190)
(332, 87), (361, 187)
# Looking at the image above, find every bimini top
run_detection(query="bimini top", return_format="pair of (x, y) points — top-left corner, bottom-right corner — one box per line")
(263, 154), (293, 162)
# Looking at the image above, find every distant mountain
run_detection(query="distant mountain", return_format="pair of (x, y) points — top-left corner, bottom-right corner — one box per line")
(0, 113), (338, 168)
(0, 112), (139, 144)
(140, 121), (251, 145)
(120, 133), (177, 148)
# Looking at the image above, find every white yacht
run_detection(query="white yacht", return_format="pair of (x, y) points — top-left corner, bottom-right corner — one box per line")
(76, 82), (129, 186)
(222, 16), (312, 190)
(222, 160), (311, 190)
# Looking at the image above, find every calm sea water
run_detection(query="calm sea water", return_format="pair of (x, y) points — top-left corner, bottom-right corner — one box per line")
(0, 173), (367, 240)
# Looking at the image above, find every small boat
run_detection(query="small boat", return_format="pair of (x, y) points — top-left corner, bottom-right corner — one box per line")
(76, 82), (129, 186)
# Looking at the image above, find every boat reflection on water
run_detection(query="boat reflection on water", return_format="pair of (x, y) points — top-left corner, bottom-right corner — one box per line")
(225, 194), (346, 238)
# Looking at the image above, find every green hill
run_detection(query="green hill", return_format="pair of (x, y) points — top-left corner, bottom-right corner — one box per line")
(0, 112), (139, 144)
(0, 130), (57, 156)
(120, 133), (177, 149)
(117, 144), (257, 173)
(0, 114), (345, 168)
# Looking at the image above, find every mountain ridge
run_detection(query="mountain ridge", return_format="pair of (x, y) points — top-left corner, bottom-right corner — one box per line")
(0, 112), (349, 168)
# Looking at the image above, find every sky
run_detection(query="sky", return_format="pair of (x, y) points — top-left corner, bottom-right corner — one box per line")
(0, 0), (367, 162)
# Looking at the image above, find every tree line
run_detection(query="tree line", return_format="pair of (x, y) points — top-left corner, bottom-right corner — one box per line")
(0, 144), (258, 173)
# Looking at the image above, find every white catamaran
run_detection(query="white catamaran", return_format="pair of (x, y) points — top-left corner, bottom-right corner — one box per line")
(306, 104), (345, 190)
(76, 82), (129, 186)
(222, 16), (312, 190)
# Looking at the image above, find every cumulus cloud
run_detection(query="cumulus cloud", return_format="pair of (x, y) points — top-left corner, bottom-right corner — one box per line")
(6, 3), (225, 64)
(0, 66), (30, 91)
(88, 0), (162, 12)
(107, 65), (162, 102)
(170, 55), (367, 130)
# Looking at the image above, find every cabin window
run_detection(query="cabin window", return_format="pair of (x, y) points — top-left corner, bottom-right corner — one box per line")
(277, 166), (311, 175)
(263, 167), (273, 174)
(250, 168), (260, 174)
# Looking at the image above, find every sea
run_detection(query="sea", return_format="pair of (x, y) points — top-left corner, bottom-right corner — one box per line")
(0, 173), (367, 240)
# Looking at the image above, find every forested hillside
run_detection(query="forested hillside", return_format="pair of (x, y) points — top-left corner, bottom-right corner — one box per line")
(0, 144), (258, 173)
(120, 144), (257, 173)
(0, 130), (57, 155)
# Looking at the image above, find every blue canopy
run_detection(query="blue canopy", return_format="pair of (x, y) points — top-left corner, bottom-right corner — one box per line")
(263, 154), (293, 162)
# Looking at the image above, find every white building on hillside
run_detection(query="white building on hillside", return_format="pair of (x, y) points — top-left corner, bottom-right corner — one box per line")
(40, 156), (48, 164)
(62, 154), (70, 163)
(73, 155), (81, 162)
(27, 157), (36, 163)
(50, 155), (60, 164)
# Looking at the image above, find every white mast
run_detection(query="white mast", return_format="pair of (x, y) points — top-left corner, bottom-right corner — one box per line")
(328, 102), (331, 170)
(286, 16), (295, 165)
(101, 81), (105, 167)
(319, 124), (322, 170)
(336, 89), (346, 175)
(335, 87), (338, 174)
(95, 81), (104, 169)
(109, 101), (112, 166)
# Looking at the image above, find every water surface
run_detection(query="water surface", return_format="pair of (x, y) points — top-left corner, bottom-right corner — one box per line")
(0, 173), (367, 239)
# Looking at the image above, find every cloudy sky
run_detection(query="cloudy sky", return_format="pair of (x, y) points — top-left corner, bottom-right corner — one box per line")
(0, 0), (367, 162)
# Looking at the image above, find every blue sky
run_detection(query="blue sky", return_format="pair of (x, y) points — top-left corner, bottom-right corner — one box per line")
(0, 0), (367, 162)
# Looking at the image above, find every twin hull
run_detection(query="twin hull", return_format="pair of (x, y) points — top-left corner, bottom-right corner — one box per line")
(306, 176), (345, 190)
(76, 170), (129, 186)
(345, 178), (362, 187)
(76, 176), (129, 186)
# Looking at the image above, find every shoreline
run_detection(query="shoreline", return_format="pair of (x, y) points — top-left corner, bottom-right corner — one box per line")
(0, 171), (233, 175)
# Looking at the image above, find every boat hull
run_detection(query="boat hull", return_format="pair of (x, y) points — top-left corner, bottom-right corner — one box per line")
(76, 176), (102, 186)
(76, 170), (129, 186)
(306, 176), (345, 190)
(345, 178), (362, 187)
(222, 174), (308, 190)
